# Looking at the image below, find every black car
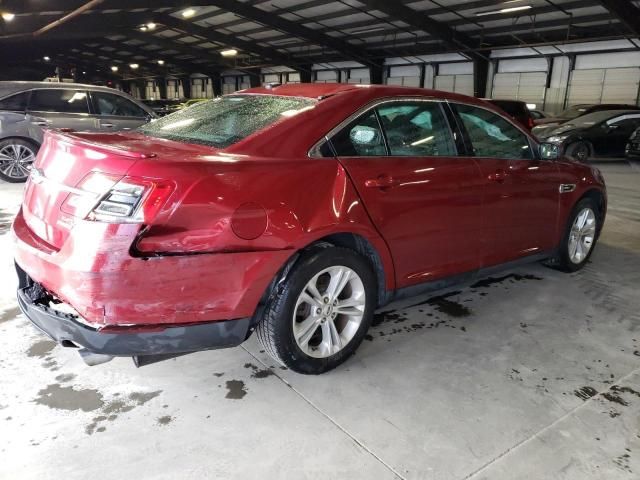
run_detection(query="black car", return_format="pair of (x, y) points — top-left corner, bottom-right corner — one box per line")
(533, 103), (640, 137)
(538, 110), (640, 162)
(141, 99), (182, 117)
(486, 99), (535, 130)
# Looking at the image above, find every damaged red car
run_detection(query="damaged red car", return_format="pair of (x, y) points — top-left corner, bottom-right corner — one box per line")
(14, 84), (606, 374)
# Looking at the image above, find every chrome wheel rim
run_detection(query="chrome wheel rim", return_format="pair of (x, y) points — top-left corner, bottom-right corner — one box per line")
(0, 143), (35, 180)
(292, 265), (366, 359)
(568, 207), (597, 264)
(572, 144), (589, 162)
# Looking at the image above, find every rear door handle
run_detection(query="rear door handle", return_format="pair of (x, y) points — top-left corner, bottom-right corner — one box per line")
(101, 122), (115, 128)
(488, 169), (507, 183)
(365, 175), (399, 189)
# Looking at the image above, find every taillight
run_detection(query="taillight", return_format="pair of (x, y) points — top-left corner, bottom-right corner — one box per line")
(527, 116), (534, 129)
(61, 172), (174, 224)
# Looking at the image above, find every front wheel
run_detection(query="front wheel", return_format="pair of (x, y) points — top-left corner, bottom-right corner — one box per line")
(565, 141), (592, 163)
(256, 246), (377, 374)
(0, 138), (38, 183)
(552, 198), (600, 272)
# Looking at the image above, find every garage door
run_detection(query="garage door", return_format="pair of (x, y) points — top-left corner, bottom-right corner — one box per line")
(387, 65), (421, 87)
(567, 68), (640, 105)
(434, 74), (473, 96)
(492, 72), (547, 106)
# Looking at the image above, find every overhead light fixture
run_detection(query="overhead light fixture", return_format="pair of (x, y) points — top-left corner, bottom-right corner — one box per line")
(43, 56), (50, 61)
(111, 66), (119, 72)
(146, 22), (156, 30)
(182, 8), (196, 18)
(1, 12), (15, 22)
(82, 71), (87, 74)
(350, 26), (385, 35)
(220, 49), (238, 57)
(139, 25), (147, 31)
(129, 63), (139, 69)
(157, 59), (165, 65)
(476, 5), (532, 16)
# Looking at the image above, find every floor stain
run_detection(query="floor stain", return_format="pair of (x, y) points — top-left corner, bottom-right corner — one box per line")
(157, 415), (173, 426)
(252, 368), (274, 379)
(85, 390), (163, 435)
(54, 373), (76, 383)
(35, 384), (104, 412)
(602, 392), (630, 407)
(225, 380), (247, 399)
(26, 340), (56, 358)
(0, 306), (21, 324)
(470, 273), (543, 289)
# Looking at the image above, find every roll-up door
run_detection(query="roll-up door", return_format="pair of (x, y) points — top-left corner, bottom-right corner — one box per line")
(567, 68), (640, 105)
(492, 72), (546, 106)
(387, 65), (421, 87)
(434, 74), (473, 96)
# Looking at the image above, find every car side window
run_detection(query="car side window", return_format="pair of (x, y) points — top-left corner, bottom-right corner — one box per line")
(454, 103), (533, 160)
(92, 92), (148, 117)
(29, 89), (90, 114)
(377, 102), (455, 156)
(0, 91), (30, 112)
(331, 110), (386, 157)
(607, 114), (640, 131)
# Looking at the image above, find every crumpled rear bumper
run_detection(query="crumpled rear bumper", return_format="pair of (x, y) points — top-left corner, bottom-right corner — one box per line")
(16, 266), (251, 357)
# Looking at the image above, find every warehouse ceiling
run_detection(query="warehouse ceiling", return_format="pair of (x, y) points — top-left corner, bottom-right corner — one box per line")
(0, 0), (639, 80)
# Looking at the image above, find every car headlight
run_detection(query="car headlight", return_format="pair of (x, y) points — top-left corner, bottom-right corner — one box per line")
(546, 135), (568, 144)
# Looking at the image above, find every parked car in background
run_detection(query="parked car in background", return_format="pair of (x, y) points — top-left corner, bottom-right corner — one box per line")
(141, 99), (182, 117)
(13, 84), (606, 374)
(537, 109), (640, 161)
(532, 103), (640, 136)
(625, 126), (640, 158)
(486, 99), (535, 130)
(529, 109), (549, 121)
(179, 98), (209, 109)
(0, 81), (155, 182)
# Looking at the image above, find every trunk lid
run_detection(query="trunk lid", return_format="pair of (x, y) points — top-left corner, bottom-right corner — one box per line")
(22, 131), (156, 250)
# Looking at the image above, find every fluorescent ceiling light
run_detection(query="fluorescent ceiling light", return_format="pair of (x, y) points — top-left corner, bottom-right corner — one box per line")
(111, 66), (119, 72)
(43, 56), (50, 61)
(2, 12), (15, 21)
(129, 63), (139, 69)
(182, 8), (196, 18)
(350, 26), (385, 35)
(476, 5), (532, 16)
(146, 22), (156, 30)
(220, 49), (238, 57)
(157, 59), (165, 65)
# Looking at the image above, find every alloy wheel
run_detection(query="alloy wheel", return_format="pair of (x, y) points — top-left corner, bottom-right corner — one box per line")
(0, 143), (36, 180)
(568, 207), (597, 264)
(292, 265), (366, 358)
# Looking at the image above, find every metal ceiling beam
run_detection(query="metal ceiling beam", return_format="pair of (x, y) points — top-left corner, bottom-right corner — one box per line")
(155, 13), (303, 69)
(205, 0), (375, 66)
(596, 0), (640, 36)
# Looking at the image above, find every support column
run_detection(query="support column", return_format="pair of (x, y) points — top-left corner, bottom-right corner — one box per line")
(155, 77), (167, 99)
(298, 65), (313, 83)
(181, 76), (192, 99)
(473, 57), (489, 98)
(370, 63), (384, 85)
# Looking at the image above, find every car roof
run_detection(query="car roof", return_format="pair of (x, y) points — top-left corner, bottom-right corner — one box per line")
(0, 81), (129, 97)
(238, 82), (482, 104)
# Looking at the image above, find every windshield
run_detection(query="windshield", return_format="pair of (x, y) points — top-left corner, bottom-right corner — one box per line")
(139, 94), (316, 148)
(558, 105), (590, 119)
(560, 110), (630, 128)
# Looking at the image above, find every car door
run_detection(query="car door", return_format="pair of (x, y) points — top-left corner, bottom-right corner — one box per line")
(25, 89), (97, 143)
(90, 91), (151, 131)
(590, 113), (640, 157)
(450, 102), (561, 268)
(331, 99), (484, 289)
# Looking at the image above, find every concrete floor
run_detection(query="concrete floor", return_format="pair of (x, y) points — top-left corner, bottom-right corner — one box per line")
(0, 162), (639, 480)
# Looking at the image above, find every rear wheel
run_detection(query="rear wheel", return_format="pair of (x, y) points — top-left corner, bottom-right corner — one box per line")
(565, 141), (592, 163)
(0, 138), (38, 183)
(256, 246), (376, 374)
(551, 198), (600, 272)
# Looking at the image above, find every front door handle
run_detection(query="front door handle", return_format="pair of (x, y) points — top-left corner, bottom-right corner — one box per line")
(365, 175), (399, 189)
(101, 122), (115, 128)
(488, 169), (507, 183)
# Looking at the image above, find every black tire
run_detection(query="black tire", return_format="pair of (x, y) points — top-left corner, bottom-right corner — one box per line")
(256, 246), (377, 374)
(550, 197), (600, 272)
(0, 138), (39, 183)
(565, 141), (592, 163)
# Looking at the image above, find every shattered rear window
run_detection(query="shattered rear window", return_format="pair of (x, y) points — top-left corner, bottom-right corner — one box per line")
(139, 94), (316, 148)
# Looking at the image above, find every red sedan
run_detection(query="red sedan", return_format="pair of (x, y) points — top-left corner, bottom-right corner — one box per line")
(13, 84), (606, 374)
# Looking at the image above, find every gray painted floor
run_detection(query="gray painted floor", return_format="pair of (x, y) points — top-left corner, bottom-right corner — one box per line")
(1, 162), (638, 480)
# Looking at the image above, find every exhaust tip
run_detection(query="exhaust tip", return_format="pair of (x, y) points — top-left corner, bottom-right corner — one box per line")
(78, 348), (114, 366)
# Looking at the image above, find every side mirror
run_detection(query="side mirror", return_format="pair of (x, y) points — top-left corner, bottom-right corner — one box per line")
(350, 125), (381, 146)
(539, 142), (560, 160)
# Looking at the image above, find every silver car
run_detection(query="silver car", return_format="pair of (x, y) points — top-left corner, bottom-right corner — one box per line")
(0, 81), (156, 182)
